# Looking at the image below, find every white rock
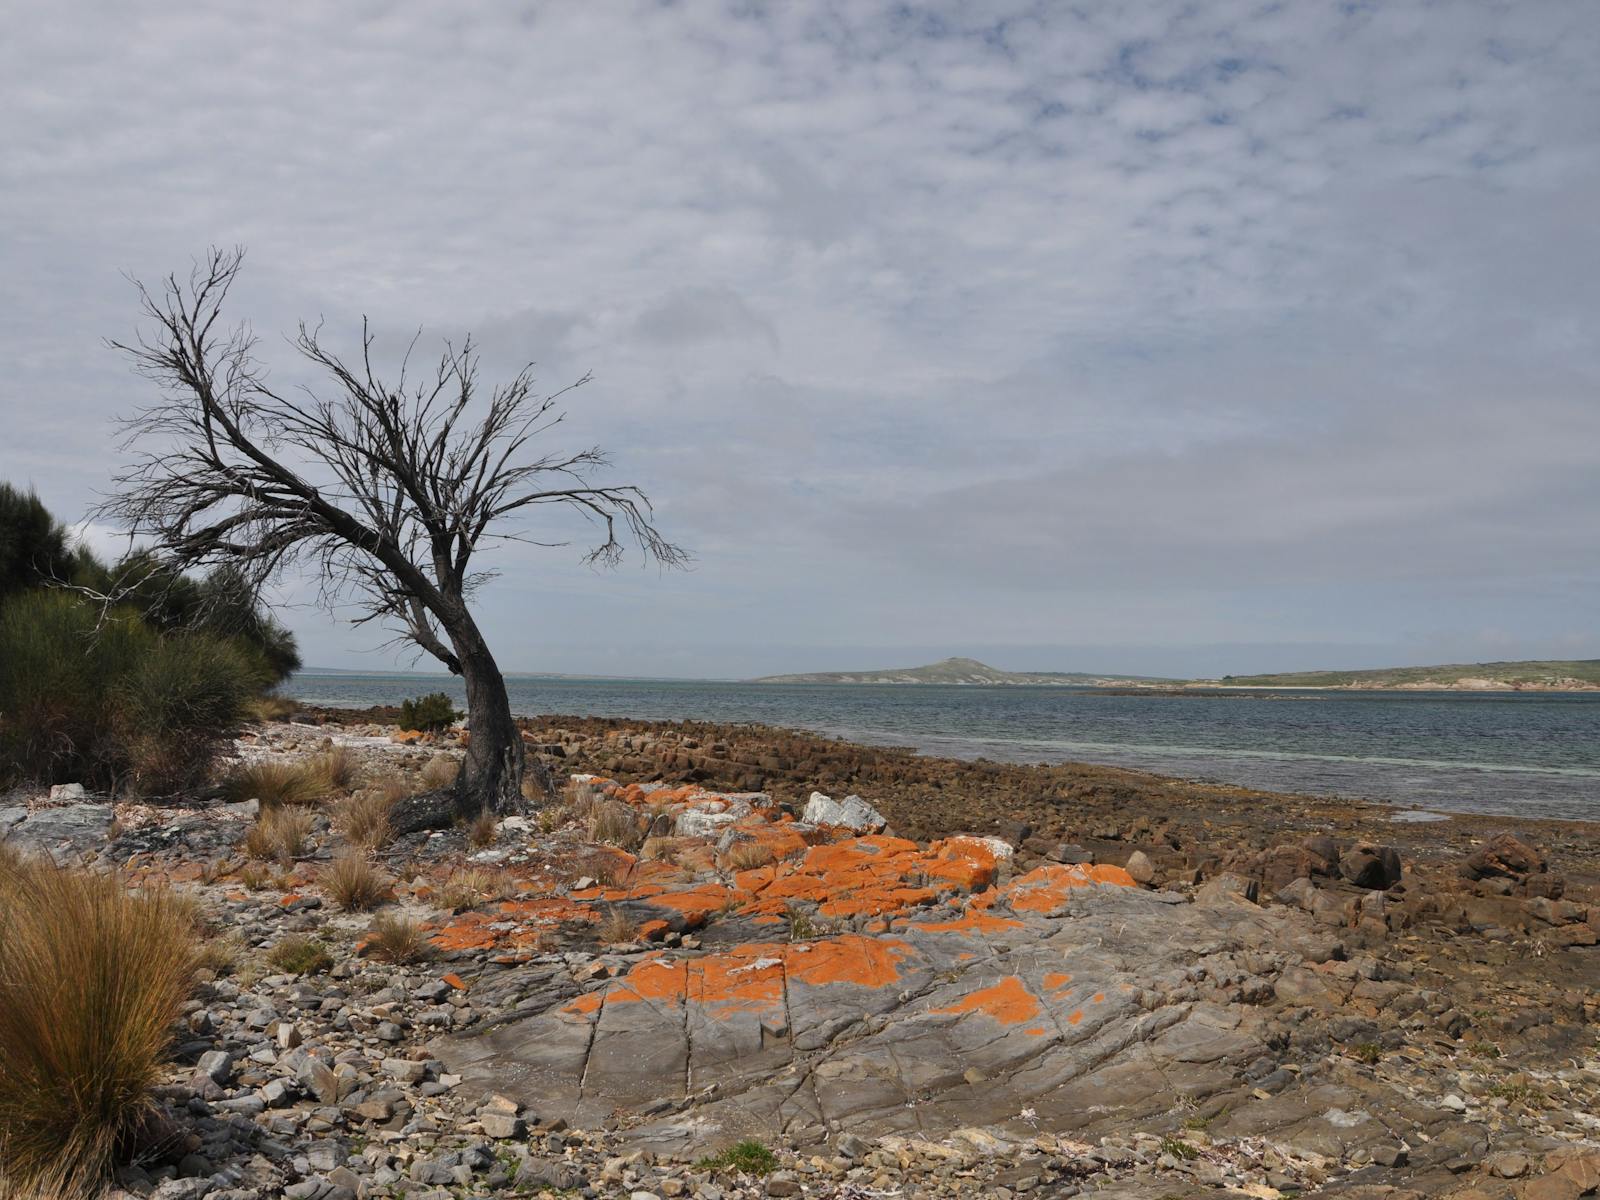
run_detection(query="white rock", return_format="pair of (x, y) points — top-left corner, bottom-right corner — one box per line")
(49, 782), (86, 802)
(675, 809), (740, 839)
(802, 791), (886, 832)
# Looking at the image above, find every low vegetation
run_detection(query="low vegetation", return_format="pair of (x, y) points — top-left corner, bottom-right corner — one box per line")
(419, 754), (460, 791)
(321, 852), (392, 911)
(696, 1139), (779, 1176)
(398, 692), (459, 733)
(435, 867), (509, 912)
(222, 759), (331, 808)
(362, 913), (432, 965)
(588, 801), (644, 850)
(597, 905), (639, 944)
(0, 856), (197, 1184)
(243, 808), (315, 865)
(334, 789), (394, 850)
(265, 935), (334, 976)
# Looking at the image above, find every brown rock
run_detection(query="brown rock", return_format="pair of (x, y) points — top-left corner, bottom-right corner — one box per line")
(1462, 833), (1545, 881)
(1123, 850), (1156, 885)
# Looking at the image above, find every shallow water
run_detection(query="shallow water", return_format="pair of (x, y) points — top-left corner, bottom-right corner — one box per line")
(283, 672), (1600, 821)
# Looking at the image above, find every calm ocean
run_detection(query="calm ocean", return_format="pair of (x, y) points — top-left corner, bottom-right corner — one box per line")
(282, 672), (1600, 822)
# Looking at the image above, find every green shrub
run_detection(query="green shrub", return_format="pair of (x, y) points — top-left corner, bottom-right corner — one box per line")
(0, 590), (266, 795)
(696, 1139), (779, 1176)
(398, 692), (460, 733)
(0, 857), (197, 1184)
(113, 633), (265, 795)
(265, 935), (334, 976)
(0, 485), (72, 601)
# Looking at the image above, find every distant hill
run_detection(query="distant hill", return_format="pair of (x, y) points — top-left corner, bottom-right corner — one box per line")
(1203, 659), (1600, 691)
(752, 656), (1172, 686)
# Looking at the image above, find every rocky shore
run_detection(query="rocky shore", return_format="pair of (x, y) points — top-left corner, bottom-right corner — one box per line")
(4, 711), (1600, 1199)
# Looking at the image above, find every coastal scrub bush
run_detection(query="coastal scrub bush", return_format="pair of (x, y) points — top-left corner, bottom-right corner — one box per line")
(0, 590), (265, 794)
(0, 857), (197, 1184)
(398, 692), (459, 733)
(0, 484), (72, 601)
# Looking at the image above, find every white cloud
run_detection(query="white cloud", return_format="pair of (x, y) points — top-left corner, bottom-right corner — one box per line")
(1, 0), (1597, 676)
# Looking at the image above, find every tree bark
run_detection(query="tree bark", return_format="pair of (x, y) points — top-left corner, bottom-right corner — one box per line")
(446, 614), (526, 820)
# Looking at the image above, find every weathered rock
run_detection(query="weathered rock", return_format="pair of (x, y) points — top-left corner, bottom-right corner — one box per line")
(1462, 832), (1545, 881)
(801, 791), (886, 832)
(1340, 842), (1403, 890)
(1123, 850), (1156, 885)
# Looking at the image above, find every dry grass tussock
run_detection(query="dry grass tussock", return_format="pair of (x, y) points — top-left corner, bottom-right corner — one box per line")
(466, 809), (497, 849)
(419, 754), (459, 790)
(312, 745), (358, 792)
(640, 835), (685, 864)
(435, 867), (510, 912)
(265, 935), (333, 976)
(221, 759), (330, 808)
(597, 905), (639, 944)
(724, 842), (775, 872)
(321, 852), (392, 912)
(334, 788), (393, 851)
(565, 780), (601, 821)
(589, 801), (644, 850)
(0, 857), (197, 1185)
(362, 912), (432, 965)
(243, 808), (314, 865)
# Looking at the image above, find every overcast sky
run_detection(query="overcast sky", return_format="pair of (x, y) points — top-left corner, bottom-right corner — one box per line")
(3, 1), (1597, 679)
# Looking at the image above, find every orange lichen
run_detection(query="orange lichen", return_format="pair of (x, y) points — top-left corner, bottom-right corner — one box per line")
(1042, 972), (1073, 992)
(910, 909), (1024, 935)
(932, 976), (1042, 1026)
(1004, 864), (1135, 913)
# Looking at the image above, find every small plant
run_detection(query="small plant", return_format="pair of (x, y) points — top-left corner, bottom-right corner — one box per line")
(0, 858), (198, 1182)
(243, 807), (315, 865)
(436, 867), (508, 912)
(398, 692), (459, 733)
(1350, 1042), (1382, 1065)
(537, 804), (572, 834)
(467, 809), (498, 849)
(588, 802), (642, 850)
(1467, 1041), (1502, 1059)
(641, 835), (683, 864)
(222, 759), (330, 808)
(724, 841), (774, 872)
(1487, 1080), (1538, 1105)
(334, 788), (394, 851)
(1158, 1137), (1199, 1161)
(565, 780), (600, 821)
(313, 745), (358, 791)
(265, 935), (334, 976)
(786, 904), (818, 941)
(696, 1139), (779, 1177)
(419, 753), (460, 790)
(598, 905), (639, 944)
(362, 913), (432, 965)
(322, 852), (392, 912)
(194, 933), (244, 977)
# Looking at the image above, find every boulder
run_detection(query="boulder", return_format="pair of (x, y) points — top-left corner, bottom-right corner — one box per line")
(1196, 872), (1259, 906)
(1339, 843), (1402, 890)
(1123, 850), (1157, 885)
(1302, 835), (1340, 873)
(1461, 833), (1545, 881)
(801, 791), (886, 832)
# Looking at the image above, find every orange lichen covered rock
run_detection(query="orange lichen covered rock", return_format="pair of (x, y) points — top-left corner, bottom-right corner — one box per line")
(1004, 863), (1136, 913)
(933, 975), (1044, 1027)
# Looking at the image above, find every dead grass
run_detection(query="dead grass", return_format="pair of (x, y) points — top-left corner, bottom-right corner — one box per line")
(588, 801), (643, 850)
(362, 912), (433, 965)
(724, 842), (775, 872)
(221, 759), (330, 808)
(334, 789), (393, 851)
(640, 835), (685, 864)
(312, 745), (358, 792)
(419, 754), (460, 791)
(321, 852), (392, 912)
(435, 867), (509, 912)
(244, 694), (297, 723)
(566, 780), (601, 821)
(242, 808), (315, 865)
(0, 858), (197, 1184)
(597, 905), (639, 944)
(466, 809), (498, 849)
(537, 804), (572, 834)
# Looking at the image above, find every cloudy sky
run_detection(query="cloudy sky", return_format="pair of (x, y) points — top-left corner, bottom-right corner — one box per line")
(3, 1), (1597, 679)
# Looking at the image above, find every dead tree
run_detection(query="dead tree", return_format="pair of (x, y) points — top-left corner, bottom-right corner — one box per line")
(103, 248), (686, 823)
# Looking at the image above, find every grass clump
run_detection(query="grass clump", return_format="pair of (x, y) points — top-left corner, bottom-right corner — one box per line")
(243, 808), (314, 865)
(640, 835), (684, 864)
(334, 788), (394, 850)
(362, 912), (433, 965)
(265, 935), (334, 976)
(398, 692), (459, 733)
(589, 801), (643, 850)
(222, 759), (330, 808)
(321, 852), (392, 912)
(435, 867), (509, 912)
(466, 809), (498, 849)
(696, 1139), (779, 1177)
(0, 858), (197, 1184)
(419, 754), (460, 791)
(1349, 1042), (1383, 1065)
(724, 842), (774, 872)
(313, 745), (358, 792)
(1158, 1137), (1200, 1161)
(598, 905), (639, 945)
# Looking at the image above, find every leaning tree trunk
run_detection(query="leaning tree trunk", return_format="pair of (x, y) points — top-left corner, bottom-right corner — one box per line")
(450, 621), (527, 820)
